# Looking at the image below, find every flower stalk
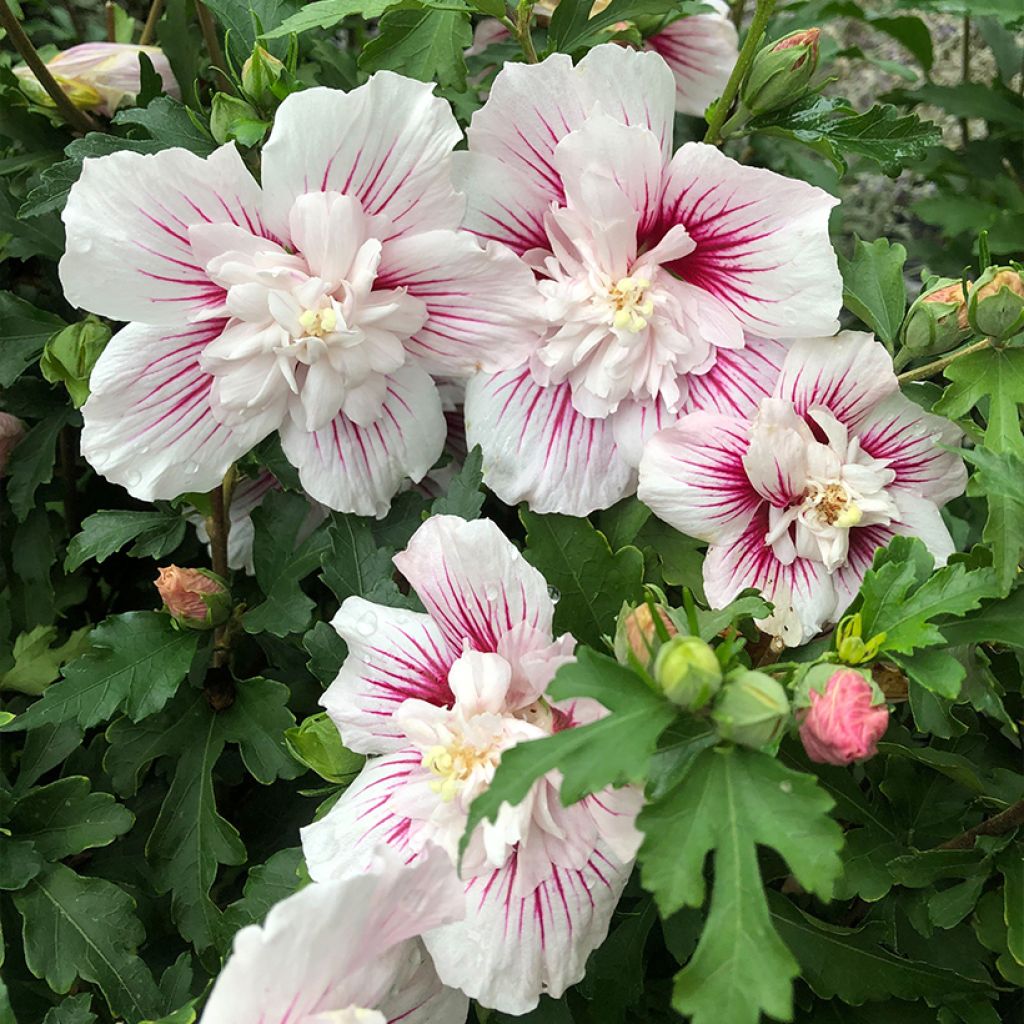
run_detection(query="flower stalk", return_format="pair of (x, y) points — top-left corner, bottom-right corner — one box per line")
(139, 0), (165, 46)
(0, 0), (101, 133)
(205, 472), (233, 666)
(896, 336), (992, 385)
(195, 0), (232, 93)
(503, 1), (539, 64)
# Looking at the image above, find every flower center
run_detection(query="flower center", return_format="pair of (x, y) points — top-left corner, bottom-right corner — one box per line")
(607, 276), (654, 333)
(423, 737), (502, 802)
(802, 480), (863, 529)
(297, 305), (338, 339)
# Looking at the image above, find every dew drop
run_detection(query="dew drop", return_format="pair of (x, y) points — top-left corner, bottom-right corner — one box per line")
(126, 469), (142, 486)
(482, 581), (500, 603)
(356, 610), (378, 637)
(547, 584), (561, 604)
(779, 781), (793, 794)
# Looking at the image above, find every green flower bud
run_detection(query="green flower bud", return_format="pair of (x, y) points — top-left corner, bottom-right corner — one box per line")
(210, 93), (269, 148)
(741, 28), (821, 117)
(241, 45), (286, 108)
(40, 317), (111, 408)
(711, 670), (790, 749)
(654, 635), (722, 710)
(900, 278), (971, 357)
(967, 266), (1024, 342)
(834, 613), (887, 666)
(155, 565), (231, 630)
(614, 601), (677, 670)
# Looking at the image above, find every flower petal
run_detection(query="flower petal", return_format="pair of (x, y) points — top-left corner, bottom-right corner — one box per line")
(260, 75), (463, 241)
(60, 144), (266, 325)
(279, 366), (445, 516)
(832, 523), (895, 614)
(646, 5), (739, 116)
(893, 491), (956, 565)
(467, 44), (676, 204)
(80, 320), (270, 501)
(775, 331), (897, 427)
(465, 367), (635, 515)
(654, 142), (841, 338)
(377, 230), (543, 376)
(855, 391), (967, 505)
(377, 948), (470, 1024)
(638, 412), (760, 544)
(323, 597), (459, 755)
(703, 506), (837, 646)
(393, 514), (556, 652)
(742, 397), (812, 506)
(683, 335), (788, 418)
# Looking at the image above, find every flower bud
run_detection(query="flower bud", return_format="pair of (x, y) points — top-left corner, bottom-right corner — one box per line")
(654, 635), (722, 710)
(967, 266), (1024, 341)
(711, 670), (790, 749)
(834, 613), (886, 665)
(741, 28), (820, 116)
(155, 566), (231, 630)
(40, 317), (111, 409)
(900, 278), (971, 357)
(614, 602), (677, 669)
(0, 412), (26, 478)
(798, 668), (889, 765)
(210, 93), (269, 147)
(241, 45), (286, 108)
(14, 43), (179, 117)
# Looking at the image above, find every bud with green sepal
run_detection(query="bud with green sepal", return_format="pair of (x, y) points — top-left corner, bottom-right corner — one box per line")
(241, 45), (287, 109)
(834, 613), (887, 666)
(654, 635), (722, 711)
(740, 28), (821, 118)
(900, 277), (971, 360)
(967, 265), (1024, 342)
(613, 595), (677, 672)
(711, 669), (790, 749)
(210, 93), (270, 148)
(155, 565), (232, 631)
(40, 316), (111, 408)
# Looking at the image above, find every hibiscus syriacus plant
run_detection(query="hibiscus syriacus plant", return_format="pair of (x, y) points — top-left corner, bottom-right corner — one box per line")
(1, 3), (1022, 1024)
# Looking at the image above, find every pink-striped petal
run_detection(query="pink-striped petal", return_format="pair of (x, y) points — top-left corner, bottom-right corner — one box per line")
(60, 144), (266, 325)
(393, 515), (556, 653)
(638, 412), (760, 544)
(464, 367), (635, 516)
(683, 335), (788, 418)
(377, 949), (470, 1024)
(611, 396), (677, 468)
(645, 4), (739, 117)
(775, 332), (897, 428)
(377, 229), (544, 376)
(278, 366), (445, 517)
(832, 523), (895, 615)
(467, 44), (676, 206)
(260, 75), (464, 242)
(652, 142), (841, 338)
(856, 391), (967, 505)
(742, 397), (812, 507)
(323, 598), (458, 755)
(80, 320), (271, 501)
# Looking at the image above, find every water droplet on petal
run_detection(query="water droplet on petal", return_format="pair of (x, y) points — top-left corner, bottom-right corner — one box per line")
(126, 469), (142, 487)
(547, 585), (561, 604)
(482, 581), (500, 603)
(356, 610), (378, 637)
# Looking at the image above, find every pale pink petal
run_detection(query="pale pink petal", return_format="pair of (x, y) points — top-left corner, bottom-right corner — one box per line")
(775, 332), (897, 428)
(465, 17), (510, 56)
(377, 949), (470, 1024)
(464, 367), (635, 516)
(467, 44), (676, 205)
(278, 366), (446, 517)
(892, 491), (956, 565)
(683, 336), (788, 418)
(424, 843), (632, 1016)
(393, 515), (556, 652)
(611, 397), (678, 468)
(855, 391), (968, 505)
(646, 4), (739, 117)
(377, 230), (544, 376)
(80, 320), (270, 501)
(703, 505), (837, 646)
(652, 143), (841, 338)
(637, 412), (760, 544)
(60, 144), (266, 325)
(259, 76), (464, 241)
(742, 397), (812, 506)
(323, 598), (459, 755)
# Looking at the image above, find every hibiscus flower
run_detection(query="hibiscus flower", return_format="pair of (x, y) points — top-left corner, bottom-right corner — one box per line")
(59, 73), (539, 515)
(199, 846), (468, 1024)
(301, 515), (641, 1015)
(457, 43), (842, 515)
(638, 332), (967, 645)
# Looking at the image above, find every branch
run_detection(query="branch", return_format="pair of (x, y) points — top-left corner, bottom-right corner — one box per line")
(939, 799), (1024, 850)
(896, 337), (991, 385)
(139, 0), (165, 46)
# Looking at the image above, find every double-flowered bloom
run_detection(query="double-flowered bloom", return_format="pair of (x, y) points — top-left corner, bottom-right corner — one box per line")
(638, 332), (967, 645)
(458, 43), (843, 515)
(302, 516), (642, 1014)
(59, 73), (538, 515)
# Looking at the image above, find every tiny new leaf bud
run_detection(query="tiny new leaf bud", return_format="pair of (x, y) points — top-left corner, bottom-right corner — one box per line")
(210, 93), (270, 148)
(241, 45), (286, 108)
(967, 266), (1024, 341)
(741, 28), (821, 117)
(155, 566), (231, 630)
(654, 635), (722, 710)
(40, 317), (111, 408)
(834, 613), (887, 665)
(711, 670), (790, 749)
(614, 602), (677, 669)
(900, 278), (971, 357)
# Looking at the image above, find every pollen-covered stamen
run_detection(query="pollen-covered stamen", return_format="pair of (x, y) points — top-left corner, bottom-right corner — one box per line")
(803, 480), (863, 528)
(297, 305), (338, 338)
(607, 276), (654, 333)
(423, 737), (502, 802)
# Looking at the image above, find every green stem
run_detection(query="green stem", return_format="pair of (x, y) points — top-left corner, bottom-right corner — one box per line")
(0, 0), (101, 133)
(195, 0), (233, 93)
(730, 0), (745, 30)
(504, 2), (538, 64)
(139, 0), (165, 45)
(896, 337), (991, 385)
(704, 0), (776, 145)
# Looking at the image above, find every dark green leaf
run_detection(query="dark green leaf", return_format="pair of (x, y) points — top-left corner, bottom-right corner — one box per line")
(112, 97), (216, 155)
(201, 0), (301, 59)
(837, 237), (907, 347)
(0, 292), (66, 387)
(548, 0), (680, 55)
(0, 838), (43, 891)
(302, 620), (347, 686)
(262, 0), (395, 37)
(65, 509), (186, 572)
(430, 446), (485, 520)
(6, 407), (75, 522)
(321, 514), (411, 608)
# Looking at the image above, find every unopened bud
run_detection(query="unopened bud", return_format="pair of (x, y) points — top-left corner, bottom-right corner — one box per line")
(614, 602), (677, 669)
(901, 278), (971, 357)
(0, 412), (26, 478)
(241, 45), (286, 108)
(741, 28), (820, 116)
(155, 566), (231, 630)
(40, 317), (111, 408)
(654, 635), (722, 710)
(210, 93), (269, 147)
(711, 670), (790, 749)
(967, 266), (1024, 341)
(834, 613), (886, 665)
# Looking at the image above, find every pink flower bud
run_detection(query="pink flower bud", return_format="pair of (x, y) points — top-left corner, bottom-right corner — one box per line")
(798, 669), (889, 766)
(155, 565), (230, 630)
(0, 412), (26, 478)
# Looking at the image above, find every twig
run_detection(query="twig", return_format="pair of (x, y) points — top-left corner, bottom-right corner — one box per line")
(58, 426), (79, 536)
(896, 337), (991, 385)
(939, 799), (1024, 850)
(195, 0), (232, 93)
(105, 1), (116, 42)
(205, 476), (232, 668)
(139, 0), (165, 46)
(0, 0), (101, 133)
(959, 16), (971, 149)
(704, 0), (777, 144)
